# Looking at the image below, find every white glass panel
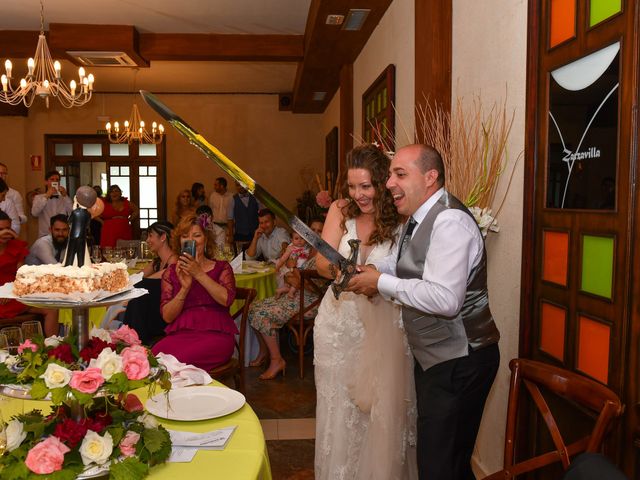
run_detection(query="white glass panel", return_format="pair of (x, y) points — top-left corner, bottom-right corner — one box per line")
(79, 162), (93, 187)
(109, 144), (129, 156)
(139, 166), (148, 176)
(110, 166), (119, 176)
(91, 162), (106, 188)
(149, 166), (157, 175)
(139, 176), (157, 208)
(150, 209), (157, 218)
(140, 209), (148, 217)
(121, 166), (130, 175)
(55, 144), (72, 156)
(100, 172), (108, 194)
(140, 219), (149, 228)
(82, 144), (102, 156)
(139, 144), (157, 156)
(110, 177), (130, 199)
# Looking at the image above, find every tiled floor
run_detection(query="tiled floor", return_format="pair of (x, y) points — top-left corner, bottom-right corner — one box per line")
(243, 332), (317, 479)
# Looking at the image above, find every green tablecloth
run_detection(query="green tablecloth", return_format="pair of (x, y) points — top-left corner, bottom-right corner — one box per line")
(1, 382), (272, 480)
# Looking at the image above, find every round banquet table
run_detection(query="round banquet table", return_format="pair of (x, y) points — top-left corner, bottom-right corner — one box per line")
(233, 268), (276, 366)
(0, 381), (272, 480)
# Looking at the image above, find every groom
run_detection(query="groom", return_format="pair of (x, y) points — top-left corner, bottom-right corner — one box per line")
(347, 144), (500, 480)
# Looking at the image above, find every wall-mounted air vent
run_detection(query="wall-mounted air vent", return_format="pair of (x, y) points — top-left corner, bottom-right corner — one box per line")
(66, 51), (138, 67)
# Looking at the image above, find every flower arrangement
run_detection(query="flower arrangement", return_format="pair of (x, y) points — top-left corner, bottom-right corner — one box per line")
(0, 325), (172, 479)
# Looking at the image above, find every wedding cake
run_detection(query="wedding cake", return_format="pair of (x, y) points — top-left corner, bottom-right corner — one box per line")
(13, 262), (129, 296)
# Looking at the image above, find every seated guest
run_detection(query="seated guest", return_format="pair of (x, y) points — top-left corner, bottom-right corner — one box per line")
(141, 221), (177, 279)
(152, 213), (238, 370)
(249, 218), (326, 380)
(0, 178), (22, 235)
(245, 208), (290, 263)
(194, 205), (225, 251)
(0, 211), (58, 336)
(124, 221), (177, 345)
(25, 214), (70, 265)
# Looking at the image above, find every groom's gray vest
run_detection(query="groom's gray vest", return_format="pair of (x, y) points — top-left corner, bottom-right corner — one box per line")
(396, 191), (500, 371)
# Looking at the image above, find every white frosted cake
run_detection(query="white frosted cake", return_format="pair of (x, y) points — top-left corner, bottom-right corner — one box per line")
(13, 263), (129, 296)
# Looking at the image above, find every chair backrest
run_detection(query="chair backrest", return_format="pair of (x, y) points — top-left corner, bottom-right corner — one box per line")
(486, 358), (624, 480)
(289, 269), (328, 325)
(231, 287), (257, 361)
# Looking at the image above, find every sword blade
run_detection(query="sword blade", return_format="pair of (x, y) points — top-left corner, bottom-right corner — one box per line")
(140, 90), (346, 266)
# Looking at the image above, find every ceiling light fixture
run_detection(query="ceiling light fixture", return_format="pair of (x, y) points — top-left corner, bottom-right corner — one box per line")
(106, 72), (164, 144)
(0, 0), (95, 108)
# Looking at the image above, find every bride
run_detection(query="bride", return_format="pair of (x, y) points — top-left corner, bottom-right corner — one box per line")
(314, 144), (417, 479)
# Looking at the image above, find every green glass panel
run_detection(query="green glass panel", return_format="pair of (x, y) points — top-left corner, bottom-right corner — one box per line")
(590, 0), (622, 26)
(382, 88), (388, 109)
(581, 235), (614, 298)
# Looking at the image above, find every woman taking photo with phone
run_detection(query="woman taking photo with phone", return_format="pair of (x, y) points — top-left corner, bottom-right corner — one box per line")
(151, 213), (238, 370)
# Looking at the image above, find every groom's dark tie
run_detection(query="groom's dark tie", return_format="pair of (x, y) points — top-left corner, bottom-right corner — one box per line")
(397, 217), (417, 260)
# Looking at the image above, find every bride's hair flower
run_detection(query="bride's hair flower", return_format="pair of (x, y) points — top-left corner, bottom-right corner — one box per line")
(316, 190), (332, 209)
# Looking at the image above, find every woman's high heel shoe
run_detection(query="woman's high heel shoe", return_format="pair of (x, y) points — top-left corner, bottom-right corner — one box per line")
(259, 360), (286, 380)
(249, 355), (267, 367)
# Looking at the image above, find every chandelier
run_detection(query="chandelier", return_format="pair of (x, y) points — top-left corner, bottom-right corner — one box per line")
(0, 0), (95, 108)
(106, 103), (164, 144)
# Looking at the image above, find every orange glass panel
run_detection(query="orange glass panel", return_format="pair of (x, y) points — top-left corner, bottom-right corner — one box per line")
(540, 302), (566, 360)
(550, 0), (576, 47)
(542, 231), (569, 285)
(577, 316), (610, 383)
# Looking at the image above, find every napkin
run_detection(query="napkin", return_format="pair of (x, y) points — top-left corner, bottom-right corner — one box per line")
(167, 427), (237, 462)
(155, 353), (213, 388)
(230, 252), (243, 274)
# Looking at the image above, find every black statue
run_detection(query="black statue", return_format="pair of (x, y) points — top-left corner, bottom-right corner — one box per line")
(63, 186), (97, 267)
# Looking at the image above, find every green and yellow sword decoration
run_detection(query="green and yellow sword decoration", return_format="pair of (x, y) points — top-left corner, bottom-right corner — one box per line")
(140, 90), (359, 298)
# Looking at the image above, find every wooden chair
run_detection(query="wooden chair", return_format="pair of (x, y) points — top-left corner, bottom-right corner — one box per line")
(485, 358), (624, 480)
(210, 287), (256, 394)
(286, 269), (327, 378)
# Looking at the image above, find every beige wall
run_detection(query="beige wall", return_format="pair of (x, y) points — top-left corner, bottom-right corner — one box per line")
(0, 93), (325, 242)
(354, 0), (415, 148)
(452, 0), (528, 474)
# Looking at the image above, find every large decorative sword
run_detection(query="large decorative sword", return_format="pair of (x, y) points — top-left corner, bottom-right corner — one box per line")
(140, 90), (358, 298)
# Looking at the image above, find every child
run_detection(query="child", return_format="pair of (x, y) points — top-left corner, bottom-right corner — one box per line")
(275, 232), (310, 299)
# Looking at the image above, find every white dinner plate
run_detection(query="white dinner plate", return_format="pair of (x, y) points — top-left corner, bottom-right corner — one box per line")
(145, 386), (246, 421)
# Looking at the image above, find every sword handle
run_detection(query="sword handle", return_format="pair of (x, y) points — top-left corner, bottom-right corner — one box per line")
(330, 239), (360, 299)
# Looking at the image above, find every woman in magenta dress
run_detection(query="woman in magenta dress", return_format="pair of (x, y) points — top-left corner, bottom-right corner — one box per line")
(152, 213), (237, 370)
(100, 185), (138, 247)
(0, 210), (59, 336)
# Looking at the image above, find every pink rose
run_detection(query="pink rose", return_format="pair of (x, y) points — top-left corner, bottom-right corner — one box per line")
(110, 325), (141, 346)
(25, 436), (70, 474)
(119, 430), (140, 457)
(69, 368), (105, 394)
(315, 190), (332, 209)
(18, 338), (38, 354)
(121, 346), (150, 380)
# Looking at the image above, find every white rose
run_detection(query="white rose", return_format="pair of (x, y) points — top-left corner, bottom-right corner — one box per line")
(5, 419), (27, 452)
(88, 348), (122, 380)
(4, 355), (19, 367)
(0, 349), (9, 363)
(140, 412), (159, 429)
(79, 430), (113, 466)
(44, 335), (64, 348)
(89, 327), (112, 343)
(39, 363), (72, 389)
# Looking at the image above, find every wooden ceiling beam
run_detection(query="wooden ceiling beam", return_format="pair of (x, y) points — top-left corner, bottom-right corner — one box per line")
(292, 0), (393, 113)
(0, 31), (41, 58)
(139, 34), (303, 62)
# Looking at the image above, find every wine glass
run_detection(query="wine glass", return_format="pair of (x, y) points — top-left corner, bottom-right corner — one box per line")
(21, 321), (43, 340)
(102, 246), (113, 263)
(0, 332), (8, 350)
(91, 245), (102, 264)
(111, 247), (125, 263)
(1, 326), (23, 353)
(222, 245), (234, 261)
(126, 245), (138, 260)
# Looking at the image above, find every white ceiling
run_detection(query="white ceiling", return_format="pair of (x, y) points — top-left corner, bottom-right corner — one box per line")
(1, 0), (311, 34)
(1, 0), (311, 94)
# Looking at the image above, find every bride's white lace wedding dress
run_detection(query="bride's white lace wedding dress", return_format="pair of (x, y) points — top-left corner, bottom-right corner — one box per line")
(314, 219), (417, 480)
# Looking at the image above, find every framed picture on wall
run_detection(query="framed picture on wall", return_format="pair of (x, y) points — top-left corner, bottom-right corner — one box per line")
(325, 127), (339, 194)
(362, 64), (395, 150)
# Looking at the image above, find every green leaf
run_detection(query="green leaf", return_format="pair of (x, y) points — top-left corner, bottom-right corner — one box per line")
(45, 466), (83, 480)
(71, 389), (94, 406)
(109, 457), (149, 480)
(28, 379), (49, 400)
(0, 458), (30, 480)
(108, 426), (125, 446)
(51, 386), (69, 404)
(142, 428), (166, 454)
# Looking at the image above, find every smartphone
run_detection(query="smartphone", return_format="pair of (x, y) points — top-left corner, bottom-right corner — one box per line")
(50, 181), (59, 197)
(181, 239), (196, 257)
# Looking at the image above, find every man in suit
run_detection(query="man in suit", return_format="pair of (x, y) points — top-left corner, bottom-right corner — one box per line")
(347, 144), (500, 479)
